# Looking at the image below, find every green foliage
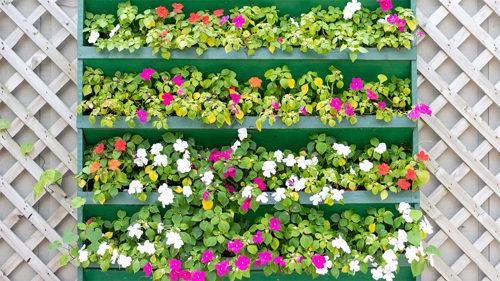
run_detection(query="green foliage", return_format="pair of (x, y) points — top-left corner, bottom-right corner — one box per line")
(34, 169), (62, 198)
(20, 142), (34, 156)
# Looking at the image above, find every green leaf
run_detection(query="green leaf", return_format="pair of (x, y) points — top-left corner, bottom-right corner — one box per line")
(205, 236), (217, 247)
(411, 260), (425, 276)
(20, 142), (34, 156)
(425, 245), (441, 256)
(377, 74), (388, 83)
(247, 245), (258, 255)
(34, 169), (62, 198)
(316, 142), (327, 155)
(410, 209), (422, 221)
(62, 229), (78, 245)
(49, 240), (62, 251)
(380, 190), (388, 200)
(71, 196), (86, 209)
(59, 254), (71, 266)
(407, 228), (423, 246)
(0, 118), (11, 130)
(218, 221), (230, 232)
(299, 235), (312, 249)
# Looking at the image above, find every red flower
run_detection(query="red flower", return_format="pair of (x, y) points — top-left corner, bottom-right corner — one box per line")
(156, 6), (169, 19)
(377, 163), (391, 175)
(172, 3), (183, 13)
(114, 139), (126, 152)
(90, 161), (101, 173)
(188, 12), (201, 23)
(213, 9), (224, 17)
(87, 219), (93, 225)
(397, 179), (411, 190)
(416, 150), (429, 161)
(159, 30), (169, 37)
(406, 168), (416, 181)
(202, 15), (210, 26)
(94, 143), (104, 154)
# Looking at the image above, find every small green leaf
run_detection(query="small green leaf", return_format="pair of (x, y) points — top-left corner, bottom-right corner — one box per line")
(0, 118), (11, 130)
(49, 240), (62, 251)
(377, 74), (388, 83)
(71, 196), (86, 209)
(20, 142), (34, 156)
(59, 254), (71, 266)
(316, 142), (327, 155)
(62, 229), (78, 245)
(411, 260), (425, 276)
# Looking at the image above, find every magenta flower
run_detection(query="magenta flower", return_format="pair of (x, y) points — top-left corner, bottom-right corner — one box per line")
(274, 256), (286, 267)
(417, 31), (425, 37)
(169, 259), (182, 271)
(230, 93), (241, 104)
(202, 191), (210, 200)
(311, 254), (326, 269)
(269, 217), (281, 232)
(366, 89), (378, 100)
(143, 262), (152, 277)
(162, 92), (174, 105)
(299, 106), (307, 115)
(295, 255), (303, 263)
(172, 75), (184, 86)
(272, 101), (280, 111)
(223, 166), (236, 178)
(235, 255), (251, 271)
(201, 250), (214, 263)
(191, 270), (206, 281)
(278, 37), (283, 43)
(387, 14), (399, 25)
(330, 98), (342, 111)
(209, 149), (232, 162)
(136, 109), (147, 122)
(377, 0), (393, 11)
(254, 178), (266, 191)
(227, 239), (244, 254)
(225, 183), (237, 193)
(258, 251), (272, 264)
(397, 18), (407, 32)
(350, 78), (363, 90)
(140, 68), (154, 81)
(378, 101), (387, 109)
(241, 198), (252, 211)
(179, 270), (191, 280)
(219, 15), (229, 25)
(232, 15), (245, 28)
(253, 231), (263, 244)
(176, 88), (184, 95)
(345, 102), (354, 116)
(170, 271), (180, 281)
(408, 103), (432, 120)
(214, 259), (230, 277)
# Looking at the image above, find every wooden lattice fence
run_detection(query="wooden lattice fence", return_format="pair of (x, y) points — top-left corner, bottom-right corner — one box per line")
(0, 0), (498, 280)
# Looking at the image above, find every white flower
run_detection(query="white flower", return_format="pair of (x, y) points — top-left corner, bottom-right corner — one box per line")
(150, 143), (163, 155)
(256, 192), (269, 203)
(331, 235), (351, 254)
(231, 140), (241, 151)
(157, 222), (164, 234)
(111, 249), (118, 264)
(398, 202), (413, 223)
(238, 128), (248, 141)
(349, 260), (360, 273)
(405, 246), (420, 263)
(127, 223), (143, 239)
(88, 30), (99, 44)
(371, 267), (384, 280)
(359, 160), (374, 172)
(176, 158), (191, 173)
(173, 139), (189, 153)
(134, 148), (148, 167)
(137, 240), (156, 255)
(117, 254), (132, 268)
(331, 189), (345, 201)
(333, 143), (351, 157)
(290, 17), (299, 27)
(388, 229), (407, 251)
(97, 242), (110, 256)
(274, 150), (284, 162)
(78, 245), (89, 263)
(374, 143), (387, 154)
(109, 24), (120, 38)
(242, 185), (253, 198)
(350, 166), (357, 175)
(158, 183), (174, 207)
(286, 175), (306, 191)
(166, 231), (184, 249)
(366, 234), (377, 245)
(420, 216), (433, 235)
(316, 256), (332, 275)
(128, 180), (143, 195)
(182, 186), (192, 197)
(284, 154), (296, 167)
(201, 171), (214, 185)
(296, 156), (307, 169)
(153, 154), (168, 167)
(262, 161), (277, 178)
(319, 186), (330, 200)
(272, 188), (286, 202)
(311, 156), (319, 165)
(343, 0), (361, 19)
(310, 194), (322, 205)
(183, 150), (190, 159)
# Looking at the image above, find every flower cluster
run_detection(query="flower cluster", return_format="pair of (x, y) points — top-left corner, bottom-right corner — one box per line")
(83, 2), (417, 61)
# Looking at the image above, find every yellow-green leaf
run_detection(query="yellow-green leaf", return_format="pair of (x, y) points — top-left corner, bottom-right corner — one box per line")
(377, 74), (388, 83)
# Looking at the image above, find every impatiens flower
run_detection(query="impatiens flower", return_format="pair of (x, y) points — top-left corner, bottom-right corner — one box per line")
(174, 139), (189, 153)
(278, 37), (283, 43)
(153, 154), (168, 167)
(115, 139), (126, 151)
(398, 18), (407, 32)
(162, 92), (173, 105)
(179, 270), (191, 280)
(262, 160), (277, 178)
(235, 255), (251, 271)
(128, 180), (143, 194)
(176, 158), (191, 173)
(90, 161), (100, 173)
(248, 77), (262, 88)
(374, 142), (387, 154)
(177, 87), (184, 95)
(254, 178), (266, 191)
(316, 256), (332, 275)
(377, 0), (393, 11)
(416, 150), (429, 161)
(397, 179), (411, 190)
(350, 77), (363, 90)
(202, 190), (210, 200)
(241, 198), (252, 211)
(201, 250), (214, 263)
(219, 15), (229, 25)
(311, 254), (326, 269)
(349, 260), (360, 273)
(159, 30), (169, 37)
(359, 159), (373, 172)
(172, 3), (183, 13)
(256, 192), (269, 203)
(417, 31), (425, 37)
(150, 143), (163, 155)
(405, 246), (420, 263)
(272, 101), (280, 111)
(253, 231), (263, 244)
(366, 89), (378, 100)
(214, 259), (230, 277)
(331, 189), (345, 201)
(169, 259), (182, 271)
(377, 101), (386, 109)
(242, 185), (253, 198)
(388, 229), (408, 251)
(286, 175), (307, 191)
(109, 24), (120, 38)
(269, 217), (281, 232)
(166, 231), (184, 249)
(223, 166), (236, 178)
(299, 106), (307, 115)
(78, 245), (89, 263)
(295, 256), (303, 263)
(343, 0), (361, 19)
(88, 30), (99, 44)
(232, 15), (245, 28)
(227, 239), (244, 254)
(158, 183), (174, 207)
(333, 143), (351, 157)
(398, 202), (413, 223)
(274, 256), (286, 267)
(156, 6), (169, 19)
(386, 14), (399, 25)
(274, 150), (284, 162)
(202, 15), (210, 26)
(108, 159), (121, 171)
(345, 102), (355, 116)
(331, 235), (351, 253)
(137, 240), (156, 255)
(420, 216), (434, 234)
(330, 98), (342, 111)
(97, 242), (110, 256)
(128, 223), (143, 239)
(213, 9), (224, 17)
(117, 254), (132, 268)
(137, 109), (147, 122)
(238, 128), (248, 140)
(406, 168), (416, 181)
(230, 93), (241, 104)
(191, 270), (206, 281)
(140, 68), (154, 81)
(272, 188), (286, 202)
(172, 74), (184, 86)
(258, 251), (272, 264)
(188, 12), (201, 23)
(94, 143), (104, 154)
(408, 103), (432, 120)
(134, 148), (148, 167)
(378, 163), (391, 175)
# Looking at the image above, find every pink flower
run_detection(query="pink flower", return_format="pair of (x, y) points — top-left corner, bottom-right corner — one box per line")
(377, 0), (393, 11)
(311, 254), (326, 269)
(299, 106), (307, 115)
(378, 101), (387, 109)
(179, 270), (191, 280)
(223, 166), (236, 178)
(344, 102), (354, 116)
(225, 183), (237, 193)
(232, 15), (245, 28)
(219, 15), (229, 25)
(408, 103), (432, 120)
(269, 217), (281, 232)
(387, 14), (399, 25)
(162, 92), (174, 105)
(330, 98), (342, 111)
(169, 259), (182, 271)
(201, 250), (214, 263)
(136, 109), (147, 122)
(254, 178), (266, 191)
(191, 270), (206, 281)
(278, 37), (283, 43)
(202, 191), (210, 200)
(230, 93), (241, 104)
(366, 89), (378, 100)
(143, 262), (152, 277)
(350, 78), (363, 90)
(274, 256), (286, 267)
(140, 68), (154, 81)
(209, 149), (232, 162)
(172, 75), (184, 86)
(398, 19), (407, 32)
(213, 9), (224, 17)
(170, 271), (180, 281)
(241, 198), (252, 211)
(177, 88), (184, 95)
(227, 239), (244, 254)
(272, 101), (280, 111)
(214, 259), (230, 277)
(295, 256), (303, 263)
(235, 255), (251, 271)
(253, 231), (263, 244)
(417, 31), (425, 37)
(257, 251), (272, 264)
